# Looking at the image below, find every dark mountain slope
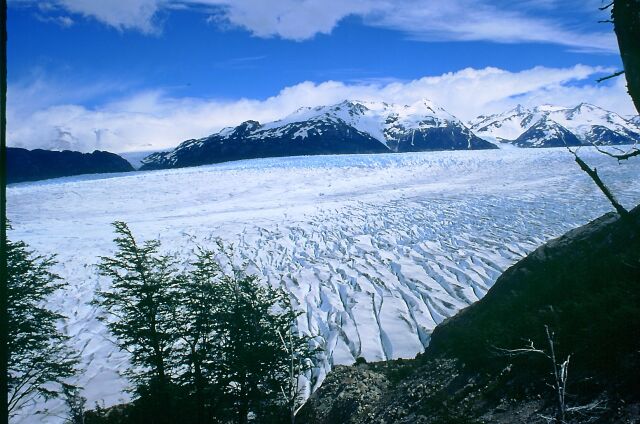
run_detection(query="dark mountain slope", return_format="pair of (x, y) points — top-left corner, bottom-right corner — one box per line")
(140, 119), (388, 170)
(512, 118), (583, 148)
(395, 125), (495, 152)
(7, 148), (134, 183)
(300, 206), (640, 423)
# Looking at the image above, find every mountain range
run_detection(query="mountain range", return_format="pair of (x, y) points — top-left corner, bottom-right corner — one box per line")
(140, 100), (496, 170)
(7, 101), (640, 180)
(470, 103), (640, 147)
(142, 100), (640, 170)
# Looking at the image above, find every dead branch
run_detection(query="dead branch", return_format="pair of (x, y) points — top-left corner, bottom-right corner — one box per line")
(599, 1), (614, 10)
(493, 340), (550, 359)
(567, 148), (629, 216)
(592, 144), (640, 161)
(596, 70), (625, 83)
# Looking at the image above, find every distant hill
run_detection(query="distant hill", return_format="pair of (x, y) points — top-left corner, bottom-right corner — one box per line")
(7, 148), (134, 183)
(140, 99), (497, 170)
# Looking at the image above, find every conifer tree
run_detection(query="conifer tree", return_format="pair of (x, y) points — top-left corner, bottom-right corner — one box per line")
(7, 232), (77, 416)
(212, 269), (315, 424)
(94, 224), (321, 424)
(93, 221), (181, 424)
(174, 247), (226, 423)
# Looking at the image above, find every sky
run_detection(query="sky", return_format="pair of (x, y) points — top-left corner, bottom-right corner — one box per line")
(6, 0), (638, 153)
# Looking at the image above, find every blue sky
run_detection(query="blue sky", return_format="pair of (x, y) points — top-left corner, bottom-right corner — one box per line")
(7, 0), (636, 152)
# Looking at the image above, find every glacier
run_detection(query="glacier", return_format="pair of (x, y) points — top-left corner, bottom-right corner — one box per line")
(7, 147), (640, 423)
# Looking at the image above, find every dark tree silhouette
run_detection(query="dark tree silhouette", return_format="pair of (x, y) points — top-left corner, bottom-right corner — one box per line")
(1, 0), (9, 422)
(590, 0), (640, 162)
(94, 222), (182, 424)
(6, 232), (77, 417)
(565, 0), (640, 217)
(610, 0), (640, 115)
(93, 225), (320, 424)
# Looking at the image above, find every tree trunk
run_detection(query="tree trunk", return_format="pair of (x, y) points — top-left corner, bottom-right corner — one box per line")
(0, 1), (8, 423)
(191, 345), (206, 424)
(613, 0), (640, 114)
(237, 381), (250, 424)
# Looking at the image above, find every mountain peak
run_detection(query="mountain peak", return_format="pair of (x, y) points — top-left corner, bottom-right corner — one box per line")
(140, 99), (497, 170)
(471, 102), (640, 147)
(234, 120), (262, 134)
(512, 104), (528, 114)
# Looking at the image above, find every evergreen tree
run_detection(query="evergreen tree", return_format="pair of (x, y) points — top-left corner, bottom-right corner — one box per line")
(93, 221), (181, 424)
(174, 247), (226, 423)
(212, 268), (315, 424)
(6, 232), (77, 416)
(93, 224), (321, 424)
(62, 383), (87, 424)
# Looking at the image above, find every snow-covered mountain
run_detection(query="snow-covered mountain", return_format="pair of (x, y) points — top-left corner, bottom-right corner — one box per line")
(471, 103), (640, 147)
(512, 117), (582, 148)
(141, 100), (496, 170)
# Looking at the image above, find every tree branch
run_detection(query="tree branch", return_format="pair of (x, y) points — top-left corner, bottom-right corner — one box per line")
(596, 70), (625, 82)
(567, 148), (629, 216)
(592, 144), (640, 161)
(599, 1), (614, 10)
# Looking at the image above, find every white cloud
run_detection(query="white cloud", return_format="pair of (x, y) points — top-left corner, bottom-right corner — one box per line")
(10, 0), (162, 33)
(364, 0), (616, 53)
(10, 0), (617, 52)
(7, 65), (636, 153)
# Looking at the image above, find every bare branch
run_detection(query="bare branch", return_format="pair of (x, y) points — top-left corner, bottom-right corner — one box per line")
(592, 144), (640, 161)
(599, 1), (613, 10)
(567, 148), (629, 216)
(493, 340), (550, 359)
(596, 70), (625, 83)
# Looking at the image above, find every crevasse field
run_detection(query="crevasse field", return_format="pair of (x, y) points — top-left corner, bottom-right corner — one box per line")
(8, 147), (640, 422)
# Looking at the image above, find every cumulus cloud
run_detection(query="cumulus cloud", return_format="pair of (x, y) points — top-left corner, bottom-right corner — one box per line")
(7, 65), (636, 153)
(10, 0), (617, 52)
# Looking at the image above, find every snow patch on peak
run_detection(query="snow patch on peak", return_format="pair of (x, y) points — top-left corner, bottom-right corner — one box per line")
(535, 104), (569, 113)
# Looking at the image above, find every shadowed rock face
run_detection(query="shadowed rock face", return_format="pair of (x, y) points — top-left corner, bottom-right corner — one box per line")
(512, 118), (582, 148)
(300, 206), (640, 424)
(7, 148), (134, 183)
(140, 120), (390, 170)
(395, 125), (495, 152)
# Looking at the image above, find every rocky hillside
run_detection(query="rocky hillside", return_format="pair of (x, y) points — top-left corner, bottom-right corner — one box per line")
(140, 100), (496, 170)
(300, 206), (640, 423)
(7, 148), (134, 183)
